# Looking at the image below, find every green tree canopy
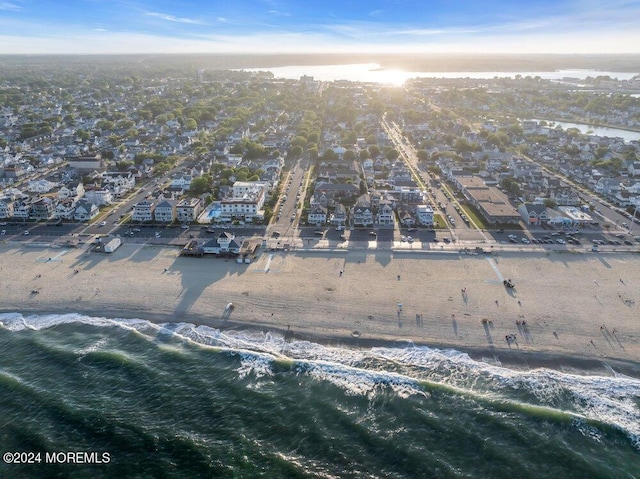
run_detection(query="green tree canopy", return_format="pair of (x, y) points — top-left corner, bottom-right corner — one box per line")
(385, 149), (399, 161)
(190, 176), (212, 196)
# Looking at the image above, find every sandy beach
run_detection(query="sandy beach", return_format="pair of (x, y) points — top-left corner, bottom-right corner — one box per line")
(2, 241), (639, 376)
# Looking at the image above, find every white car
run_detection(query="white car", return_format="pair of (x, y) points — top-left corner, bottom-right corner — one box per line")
(100, 221), (107, 226)
(181, 224), (189, 229)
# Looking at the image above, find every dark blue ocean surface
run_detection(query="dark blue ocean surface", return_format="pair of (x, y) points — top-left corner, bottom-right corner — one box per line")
(0, 313), (639, 478)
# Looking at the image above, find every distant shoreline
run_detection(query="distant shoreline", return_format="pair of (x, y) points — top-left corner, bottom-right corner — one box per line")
(2, 53), (640, 73)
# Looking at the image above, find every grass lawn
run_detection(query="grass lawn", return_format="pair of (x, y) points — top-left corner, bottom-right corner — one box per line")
(458, 204), (488, 229)
(433, 214), (447, 229)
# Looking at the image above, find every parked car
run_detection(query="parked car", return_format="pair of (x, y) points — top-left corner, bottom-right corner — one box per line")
(23, 231), (30, 236)
(369, 231), (377, 237)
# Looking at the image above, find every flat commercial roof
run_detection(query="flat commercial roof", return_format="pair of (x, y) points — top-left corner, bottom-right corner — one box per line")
(456, 176), (519, 219)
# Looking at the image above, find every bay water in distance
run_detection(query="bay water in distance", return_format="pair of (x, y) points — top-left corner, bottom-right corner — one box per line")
(1, 312), (639, 478)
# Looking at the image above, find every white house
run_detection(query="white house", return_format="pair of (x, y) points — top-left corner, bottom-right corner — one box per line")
(53, 199), (77, 220)
(220, 187), (266, 223)
(202, 232), (244, 255)
(28, 179), (57, 193)
(232, 181), (269, 198)
(170, 174), (192, 191)
(176, 197), (202, 223)
(84, 187), (113, 206)
(416, 205), (434, 226)
(74, 200), (99, 221)
(0, 197), (14, 218)
(154, 199), (176, 223)
(308, 205), (327, 226)
(377, 202), (395, 227)
(132, 200), (155, 222)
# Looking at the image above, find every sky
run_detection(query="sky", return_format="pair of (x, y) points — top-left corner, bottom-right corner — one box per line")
(0, 0), (639, 55)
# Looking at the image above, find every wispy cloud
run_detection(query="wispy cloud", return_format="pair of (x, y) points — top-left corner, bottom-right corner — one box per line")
(0, 1), (22, 11)
(268, 10), (290, 17)
(145, 12), (205, 25)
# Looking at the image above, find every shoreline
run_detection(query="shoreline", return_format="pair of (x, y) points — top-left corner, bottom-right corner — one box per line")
(2, 242), (639, 378)
(5, 306), (640, 379)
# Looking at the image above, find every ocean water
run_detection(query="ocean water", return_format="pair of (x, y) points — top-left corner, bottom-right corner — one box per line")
(0, 313), (639, 478)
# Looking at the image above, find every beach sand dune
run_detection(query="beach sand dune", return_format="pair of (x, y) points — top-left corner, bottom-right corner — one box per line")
(2, 243), (638, 374)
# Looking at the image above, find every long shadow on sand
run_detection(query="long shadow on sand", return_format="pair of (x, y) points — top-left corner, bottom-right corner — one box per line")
(167, 255), (250, 321)
(482, 320), (494, 348)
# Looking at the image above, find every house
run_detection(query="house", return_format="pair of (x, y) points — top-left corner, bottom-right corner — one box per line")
(12, 199), (32, 220)
(517, 203), (551, 225)
(53, 199), (77, 220)
(313, 183), (360, 203)
(351, 195), (374, 227)
(84, 187), (113, 206)
(170, 174), (192, 191)
(0, 197), (14, 218)
(28, 179), (57, 193)
(154, 199), (176, 223)
(102, 171), (136, 195)
(176, 197), (202, 223)
(220, 187), (266, 223)
(594, 177), (621, 195)
(30, 197), (55, 220)
(132, 200), (155, 222)
(377, 201), (395, 227)
(232, 181), (269, 197)
(57, 182), (85, 201)
(550, 187), (581, 206)
(308, 205), (328, 226)
(202, 232), (244, 255)
(415, 205), (434, 226)
(397, 207), (416, 227)
(330, 203), (348, 226)
(74, 200), (99, 221)
(67, 155), (105, 173)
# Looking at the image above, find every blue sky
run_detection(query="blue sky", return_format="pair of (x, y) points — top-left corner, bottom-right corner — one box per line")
(0, 0), (639, 54)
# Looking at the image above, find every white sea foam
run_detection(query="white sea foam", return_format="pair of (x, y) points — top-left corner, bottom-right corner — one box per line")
(2, 312), (639, 449)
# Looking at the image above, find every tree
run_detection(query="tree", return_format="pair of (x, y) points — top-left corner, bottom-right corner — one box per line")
(416, 149), (429, 162)
(343, 150), (356, 161)
(291, 136), (307, 148)
(500, 178), (521, 195)
(544, 198), (557, 209)
(385, 149), (399, 161)
(322, 149), (338, 162)
(368, 145), (381, 158)
(184, 118), (198, 130)
(190, 176), (212, 196)
(289, 145), (303, 158)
